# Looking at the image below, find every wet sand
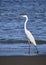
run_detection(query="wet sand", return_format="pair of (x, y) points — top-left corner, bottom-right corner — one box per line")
(0, 55), (46, 65)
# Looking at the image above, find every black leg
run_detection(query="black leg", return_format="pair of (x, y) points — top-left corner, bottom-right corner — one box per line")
(28, 40), (30, 55)
(29, 43), (30, 55)
(34, 46), (38, 54)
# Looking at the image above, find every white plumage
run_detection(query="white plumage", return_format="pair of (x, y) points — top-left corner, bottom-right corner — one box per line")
(25, 29), (36, 46)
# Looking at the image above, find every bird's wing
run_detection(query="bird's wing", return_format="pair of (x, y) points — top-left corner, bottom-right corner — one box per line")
(25, 30), (36, 46)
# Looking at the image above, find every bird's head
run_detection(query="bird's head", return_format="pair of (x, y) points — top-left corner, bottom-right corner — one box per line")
(20, 14), (28, 18)
(20, 14), (28, 21)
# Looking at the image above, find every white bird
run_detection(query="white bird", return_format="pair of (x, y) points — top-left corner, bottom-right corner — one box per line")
(21, 14), (38, 54)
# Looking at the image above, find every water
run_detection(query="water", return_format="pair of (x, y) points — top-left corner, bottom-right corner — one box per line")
(0, 0), (46, 56)
(0, 43), (46, 56)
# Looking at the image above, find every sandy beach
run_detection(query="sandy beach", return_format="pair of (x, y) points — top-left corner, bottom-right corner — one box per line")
(0, 55), (46, 65)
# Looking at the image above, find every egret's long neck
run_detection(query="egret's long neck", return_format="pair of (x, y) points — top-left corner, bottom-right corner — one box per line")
(24, 16), (28, 31)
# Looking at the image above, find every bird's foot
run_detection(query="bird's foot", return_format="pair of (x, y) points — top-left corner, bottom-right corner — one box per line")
(36, 49), (39, 54)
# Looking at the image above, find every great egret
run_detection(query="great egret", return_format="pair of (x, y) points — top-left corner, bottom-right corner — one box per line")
(21, 14), (38, 54)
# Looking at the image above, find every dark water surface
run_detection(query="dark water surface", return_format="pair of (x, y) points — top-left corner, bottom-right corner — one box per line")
(0, 0), (46, 56)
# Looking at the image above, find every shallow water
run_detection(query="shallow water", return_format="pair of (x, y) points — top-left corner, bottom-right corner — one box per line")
(0, 43), (46, 56)
(0, 0), (46, 56)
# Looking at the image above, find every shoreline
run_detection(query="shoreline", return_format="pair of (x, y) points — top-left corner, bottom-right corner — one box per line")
(0, 55), (46, 65)
(0, 39), (46, 44)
